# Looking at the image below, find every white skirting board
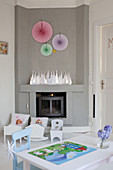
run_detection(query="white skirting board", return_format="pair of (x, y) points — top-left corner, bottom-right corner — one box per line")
(45, 126), (90, 133)
(63, 126), (90, 133)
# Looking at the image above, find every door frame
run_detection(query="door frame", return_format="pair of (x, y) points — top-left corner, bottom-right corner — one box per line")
(90, 17), (113, 133)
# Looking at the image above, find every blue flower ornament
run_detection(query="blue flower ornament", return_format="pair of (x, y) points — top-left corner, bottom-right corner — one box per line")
(98, 125), (112, 140)
(97, 125), (112, 149)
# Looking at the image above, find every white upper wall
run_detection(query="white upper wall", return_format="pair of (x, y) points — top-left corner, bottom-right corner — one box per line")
(90, 0), (113, 21)
(0, 1), (15, 127)
(89, 0), (113, 86)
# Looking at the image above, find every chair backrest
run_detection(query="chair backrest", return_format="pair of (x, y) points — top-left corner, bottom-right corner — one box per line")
(51, 119), (63, 130)
(12, 128), (32, 170)
(12, 127), (32, 153)
(11, 113), (30, 126)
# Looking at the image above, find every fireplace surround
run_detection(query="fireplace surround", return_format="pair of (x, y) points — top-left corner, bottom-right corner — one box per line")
(36, 92), (66, 118)
(20, 84), (87, 126)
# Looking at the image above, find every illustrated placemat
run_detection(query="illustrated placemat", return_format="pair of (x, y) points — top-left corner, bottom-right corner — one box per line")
(28, 141), (97, 165)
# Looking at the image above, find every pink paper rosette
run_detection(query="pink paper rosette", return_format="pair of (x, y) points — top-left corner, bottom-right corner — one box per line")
(52, 34), (68, 51)
(32, 21), (53, 43)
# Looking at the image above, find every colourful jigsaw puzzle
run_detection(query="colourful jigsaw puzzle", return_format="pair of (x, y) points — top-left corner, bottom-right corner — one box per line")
(29, 141), (97, 165)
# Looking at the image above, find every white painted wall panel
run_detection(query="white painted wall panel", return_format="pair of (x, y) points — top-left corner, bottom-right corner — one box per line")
(0, 2), (15, 129)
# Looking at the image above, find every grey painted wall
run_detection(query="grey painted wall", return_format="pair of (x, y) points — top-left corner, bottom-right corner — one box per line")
(16, 7), (77, 84)
(15, 5), (89, 126)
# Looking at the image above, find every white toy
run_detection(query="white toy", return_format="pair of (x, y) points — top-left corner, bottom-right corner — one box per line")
(50, 119), (63, 142)
(26, 117), (48, 142)
(26, 124), (48, 141)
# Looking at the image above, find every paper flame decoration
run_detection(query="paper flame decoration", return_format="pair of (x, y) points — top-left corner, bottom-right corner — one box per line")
(30, 70), (72, 85)
(32, 21), (53, 43)
(52, 34), (68, 51)
(41, 44), (52, 56)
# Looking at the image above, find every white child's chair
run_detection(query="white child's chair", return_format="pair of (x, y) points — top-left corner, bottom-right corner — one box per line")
(50, 119), (63, 141)
(4, 113), (30, 143)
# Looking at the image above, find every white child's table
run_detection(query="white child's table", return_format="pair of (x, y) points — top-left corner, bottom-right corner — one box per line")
(16, 134), (113, 170)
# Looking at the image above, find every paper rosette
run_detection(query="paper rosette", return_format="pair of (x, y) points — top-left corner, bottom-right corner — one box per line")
(41, 44), (52, 56)
(32, 21), (53, 43)
(52, 34), (68, 51)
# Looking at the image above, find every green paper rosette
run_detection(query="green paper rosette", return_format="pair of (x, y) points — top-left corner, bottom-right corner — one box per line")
(41, 44), (52, 56)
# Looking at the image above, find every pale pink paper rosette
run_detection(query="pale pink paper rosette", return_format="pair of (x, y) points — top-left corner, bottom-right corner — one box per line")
(32, 21), (53, 43)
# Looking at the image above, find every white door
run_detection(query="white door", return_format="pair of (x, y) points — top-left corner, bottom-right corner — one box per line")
(100, 24), (113, 129)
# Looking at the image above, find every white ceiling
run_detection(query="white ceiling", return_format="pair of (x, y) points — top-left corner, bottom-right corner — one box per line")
(1, 0), (101, 8)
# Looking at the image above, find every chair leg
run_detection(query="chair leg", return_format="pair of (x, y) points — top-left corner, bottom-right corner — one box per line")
(4, 134), (6, 143)
(51, 136), (53, 142)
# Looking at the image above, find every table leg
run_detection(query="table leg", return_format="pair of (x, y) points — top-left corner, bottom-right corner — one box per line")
(23, 160), (30, 170)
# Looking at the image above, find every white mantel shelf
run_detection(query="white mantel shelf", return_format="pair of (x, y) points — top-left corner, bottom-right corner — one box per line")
(20, 84), (84, 93)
